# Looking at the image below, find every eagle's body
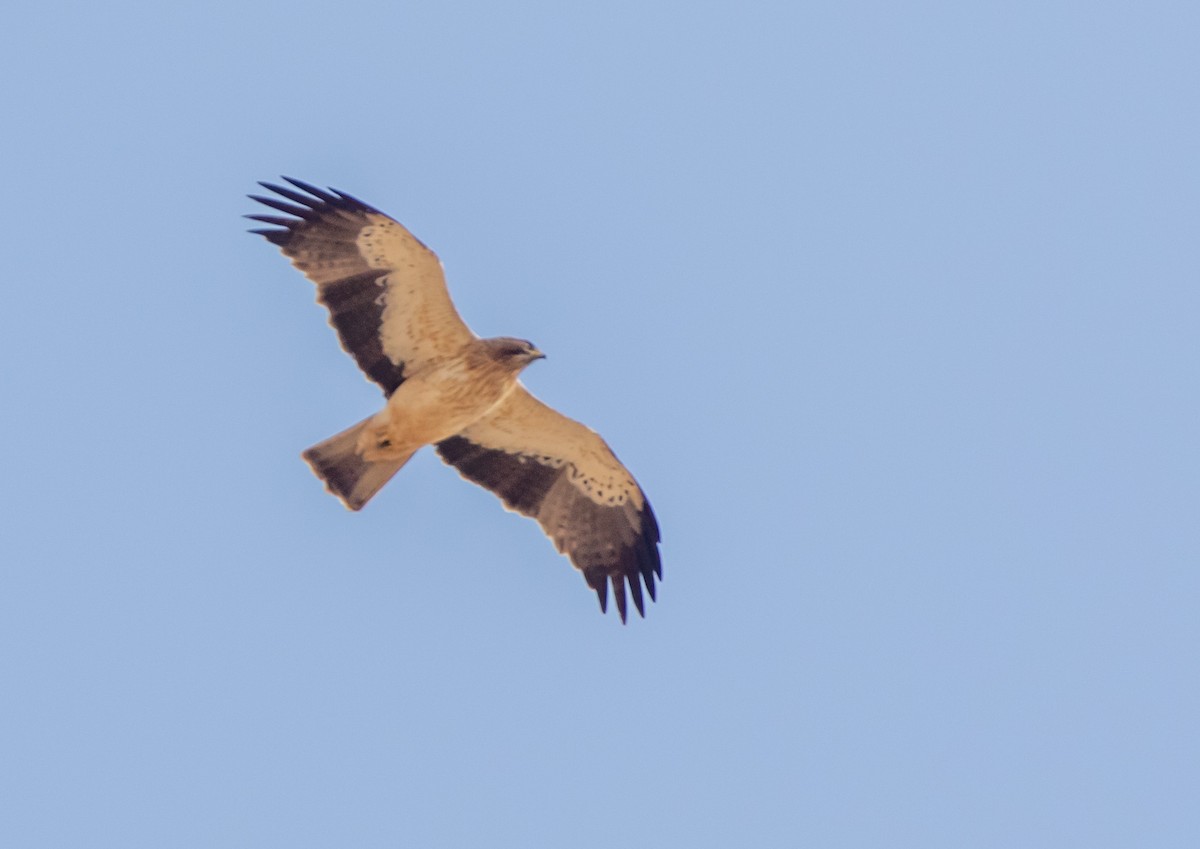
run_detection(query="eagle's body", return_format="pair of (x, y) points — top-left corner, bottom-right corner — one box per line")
(361, 340), (531, 462)
(248, 178), (661, 620)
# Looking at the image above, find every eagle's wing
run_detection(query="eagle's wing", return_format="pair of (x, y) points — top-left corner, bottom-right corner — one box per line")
(436, 387), (661, 621)
(248, 178), (475, 396)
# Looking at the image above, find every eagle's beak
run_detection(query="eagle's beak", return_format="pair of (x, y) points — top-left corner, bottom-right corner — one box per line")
(530, 348), (547, 360)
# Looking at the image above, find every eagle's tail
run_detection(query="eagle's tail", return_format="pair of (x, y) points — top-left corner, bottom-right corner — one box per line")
(302, 417), (415, 511)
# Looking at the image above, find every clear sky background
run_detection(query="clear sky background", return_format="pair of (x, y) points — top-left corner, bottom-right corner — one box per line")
(2, 2), (1197, 847)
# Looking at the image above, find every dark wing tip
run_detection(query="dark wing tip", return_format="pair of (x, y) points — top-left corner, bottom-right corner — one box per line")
(247, 194), (315, 220)
(247, 227), (289, 245)
(257, 181), (331, 210)
(576, 500), (661, 622)
(328, 188), (374, 210)
(279, 176), (378, 212)
(612, 575), (628, 624)
(584, 567), (642, 623)
(584, 567), (609, 614)
(280, 176), (341, 204)
(621, 500), (661, 620)
(627, 573), (645, 619)
(244, 213), (294, 226)
(246, 178), (379, 241)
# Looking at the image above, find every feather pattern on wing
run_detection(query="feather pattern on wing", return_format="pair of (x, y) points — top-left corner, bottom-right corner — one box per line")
(436, 387), (661, 621)
(248, 178), (475, 396)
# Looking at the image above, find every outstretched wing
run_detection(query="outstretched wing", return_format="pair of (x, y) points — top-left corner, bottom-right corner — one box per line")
(248, 178), (475, 396)
(436, 387), (661, 621)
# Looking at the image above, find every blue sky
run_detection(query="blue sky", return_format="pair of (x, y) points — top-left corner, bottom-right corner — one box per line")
(2, 1), (1197, 846)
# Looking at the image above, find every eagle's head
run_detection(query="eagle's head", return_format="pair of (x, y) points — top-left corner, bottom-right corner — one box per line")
(483, 336), (547, 371)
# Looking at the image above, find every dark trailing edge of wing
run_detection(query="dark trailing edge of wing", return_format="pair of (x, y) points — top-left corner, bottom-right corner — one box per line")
(247, 178), (406, 396)
(436, 435), (662, 622)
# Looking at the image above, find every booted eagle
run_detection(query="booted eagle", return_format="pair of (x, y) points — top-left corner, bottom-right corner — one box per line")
(247, 178), (661, 620)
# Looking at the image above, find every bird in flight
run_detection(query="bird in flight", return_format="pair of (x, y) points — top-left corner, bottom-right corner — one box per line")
(247, 178), (661, 620)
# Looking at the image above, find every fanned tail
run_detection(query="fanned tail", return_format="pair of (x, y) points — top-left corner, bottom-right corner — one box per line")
(302, 417), (414, 510)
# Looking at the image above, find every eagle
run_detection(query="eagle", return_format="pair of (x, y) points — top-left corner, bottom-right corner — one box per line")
(247, 178), (661, 620)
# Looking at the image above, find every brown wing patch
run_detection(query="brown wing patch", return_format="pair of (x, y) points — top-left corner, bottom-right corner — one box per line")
(248, 178), (474, 396)
(436, 389), (662, 621)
